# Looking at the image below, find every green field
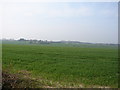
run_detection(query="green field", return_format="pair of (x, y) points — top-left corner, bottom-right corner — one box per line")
(2, 44), (118, 88)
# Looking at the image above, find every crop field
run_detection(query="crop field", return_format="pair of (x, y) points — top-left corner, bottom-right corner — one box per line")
(2, 44), (118, 88)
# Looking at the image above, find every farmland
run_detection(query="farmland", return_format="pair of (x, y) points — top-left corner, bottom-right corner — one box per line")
(2, 43), (118, 88)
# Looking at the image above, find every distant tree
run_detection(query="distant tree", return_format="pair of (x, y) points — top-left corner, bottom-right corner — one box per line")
(18, 38), (26, 41)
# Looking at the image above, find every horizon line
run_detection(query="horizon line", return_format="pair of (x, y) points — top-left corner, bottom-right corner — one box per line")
(1, 38), (118, 44)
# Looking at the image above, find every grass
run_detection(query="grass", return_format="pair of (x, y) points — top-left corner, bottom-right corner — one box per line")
(2, 44), (118, 88)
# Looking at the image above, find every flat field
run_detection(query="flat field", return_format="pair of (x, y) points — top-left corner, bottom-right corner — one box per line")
(2, 44), (118, 88)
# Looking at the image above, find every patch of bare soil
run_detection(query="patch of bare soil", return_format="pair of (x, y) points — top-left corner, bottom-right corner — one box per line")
(2, 70), (42, 88)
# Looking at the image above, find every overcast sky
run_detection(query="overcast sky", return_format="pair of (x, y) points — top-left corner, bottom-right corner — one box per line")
(1, 2), (118, 43)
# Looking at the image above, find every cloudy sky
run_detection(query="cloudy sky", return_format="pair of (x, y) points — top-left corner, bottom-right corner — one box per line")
(1, 2), (118, 43)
